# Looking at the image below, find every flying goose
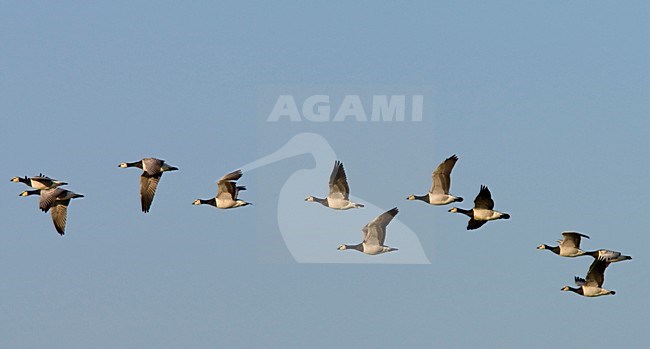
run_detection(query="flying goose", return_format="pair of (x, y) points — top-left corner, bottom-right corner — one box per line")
(338, 207), (399, 255)
(305, 161), (364, 210)
(561, 258), (615, 297)
(537, 232), (590, 257)
(118, 158), (178, 213)
(11, 174), (67, 190)
(585, 249), (632, 263)
(20, 188), (84, 235)
(448, 185), (510, 230)
(538, 232), (632, 262)
(407, 154), (463, 205)
(193, 170), (251, 209)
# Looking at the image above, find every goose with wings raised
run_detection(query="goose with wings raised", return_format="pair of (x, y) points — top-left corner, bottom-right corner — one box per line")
(305, 160), (364, 210)
(193, 170), (251, 209)
(448, 185), (510, 230)
(407, 154), (463, 205)
(537, 232), (590, 257)
(338, 207), (399, 255)
(561, 258), (616, 297)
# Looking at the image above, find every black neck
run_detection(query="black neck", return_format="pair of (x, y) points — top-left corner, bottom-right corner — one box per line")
(346, 243), (363, 252)
(567, 286), (583, 295)
(455, 207), (474, 218)
(415, 194), (429, 202)
(313, 197), (329, 206)
(127, 161), (143, 169)
(547, 245), (561, 255)
(200, 198), (217, 207)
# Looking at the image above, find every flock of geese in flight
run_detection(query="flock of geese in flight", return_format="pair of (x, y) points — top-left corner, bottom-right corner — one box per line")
(11, 155), (631, 297)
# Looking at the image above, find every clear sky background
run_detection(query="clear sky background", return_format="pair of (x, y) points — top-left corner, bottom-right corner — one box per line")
(2, 1), (649, 348)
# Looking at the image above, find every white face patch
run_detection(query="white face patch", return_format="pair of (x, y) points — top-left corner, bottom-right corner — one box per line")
(118, 163), (127, 168)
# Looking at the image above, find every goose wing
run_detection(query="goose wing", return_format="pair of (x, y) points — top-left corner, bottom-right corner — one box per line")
(50, 200), (70, 235)
(140, 173), (161, 213)
(217, 182), (238, 201)
(560, 232), (589, 249)
(594, 249), (630, 262)
(328, 161), (350, 201)
(467, 219), (487, 230)
(218, 170), (243, 183)
(362, 207), (398, 246)
(217, 170), (243, 201)
(430, 155), (458, 195)
(585, 258), (610, 287)
(39, 188), (63, 212)
(473, 185), (494, 210)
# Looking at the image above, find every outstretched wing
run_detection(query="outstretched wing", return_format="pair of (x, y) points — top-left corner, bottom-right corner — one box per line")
(140, 173), (161, 213)
(560, 232), (589, 249)
(430, 154), (458, 195)
(467, 219), (487, 230)
(362, 207), (398, 246)
(585, 258), (610, 288)
(39, 188), (63, 212)
(328, 161), (350, 201)
(473, 185), (494, 210)
(217, 181), (238, 201)
(50, 201), (70, 236)
(217, 170), (243, 201)
(218, 170), (243, 183)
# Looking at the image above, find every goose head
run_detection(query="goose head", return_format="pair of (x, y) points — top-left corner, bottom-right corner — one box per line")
(305, 196), (315, 202)
(406, 195), (416, 201)
(192, 199), (202, 205)
(448, 207), (459, 213)
(337, 244), (347, 250)
(536, 244), (547, 250)
(118, 162), (129, 168)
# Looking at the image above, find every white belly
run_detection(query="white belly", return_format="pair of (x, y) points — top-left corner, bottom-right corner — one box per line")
(428, 193), (455, 205)
(216, 198), (235, 209)
(473, 209), (502, 221)
(327, 198), (355, 210)
(559, 247), (584, 257)
(583, 286), (611, 297)
(362, 244), (385, 255)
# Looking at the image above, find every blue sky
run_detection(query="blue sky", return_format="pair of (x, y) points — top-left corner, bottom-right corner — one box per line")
(2, 1), (649, 348)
